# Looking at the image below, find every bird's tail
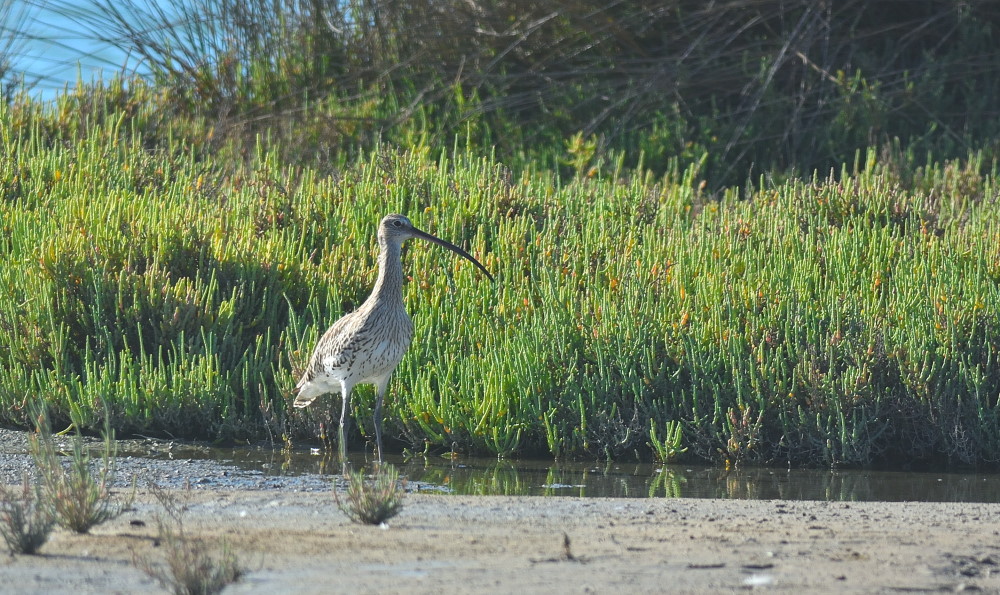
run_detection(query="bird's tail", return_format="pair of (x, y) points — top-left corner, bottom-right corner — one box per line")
(292, 376), (333, 408)
(292, 392), (318, 408)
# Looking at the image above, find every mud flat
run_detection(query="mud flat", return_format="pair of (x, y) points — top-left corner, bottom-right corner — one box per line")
(0, 486), (996, 594)
(0, 427), (997, 593)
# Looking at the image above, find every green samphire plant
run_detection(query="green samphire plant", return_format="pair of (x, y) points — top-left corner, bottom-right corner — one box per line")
(1, 84), (1000, 468)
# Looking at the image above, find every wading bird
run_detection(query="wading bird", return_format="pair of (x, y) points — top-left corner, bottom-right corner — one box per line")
(293, 214), (493, 460)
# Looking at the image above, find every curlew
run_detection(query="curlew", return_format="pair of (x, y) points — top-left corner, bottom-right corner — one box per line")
(293, 213), (493, 460)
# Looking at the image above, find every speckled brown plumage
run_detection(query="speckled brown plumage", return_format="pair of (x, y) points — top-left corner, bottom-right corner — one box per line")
(293, 213), (493, 460)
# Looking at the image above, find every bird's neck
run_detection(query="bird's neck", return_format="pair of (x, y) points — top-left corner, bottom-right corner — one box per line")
(366, 239), (405, 307)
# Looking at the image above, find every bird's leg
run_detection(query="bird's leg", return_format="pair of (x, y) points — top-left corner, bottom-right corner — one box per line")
(373, 384), (385, 462)
(338, 385), (351, 462)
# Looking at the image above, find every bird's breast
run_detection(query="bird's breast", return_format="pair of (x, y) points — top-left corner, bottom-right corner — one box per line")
(342, 305), (413, 380)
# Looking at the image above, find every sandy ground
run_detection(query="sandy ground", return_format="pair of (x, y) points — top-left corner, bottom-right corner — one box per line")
(0, 486), (998, 594)
(0, 429), (997, 593)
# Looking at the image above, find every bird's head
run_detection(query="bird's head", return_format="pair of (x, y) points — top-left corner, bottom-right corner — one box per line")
(378, 213), (494, 282)
(378, 213), (416, 241)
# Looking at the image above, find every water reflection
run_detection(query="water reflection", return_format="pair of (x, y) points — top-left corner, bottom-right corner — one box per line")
(132, 443), (1000, 502)
(400, 458), (1000, 502)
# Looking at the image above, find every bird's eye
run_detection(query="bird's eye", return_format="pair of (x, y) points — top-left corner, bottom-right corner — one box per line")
(392, 220), (403, 228)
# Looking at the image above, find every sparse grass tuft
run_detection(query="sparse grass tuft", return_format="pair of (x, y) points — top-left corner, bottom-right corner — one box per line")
(28, 412), (134, 534)
(335, 464), (406, 525)
(136, 484), (244, 595)
(0, 472), (55, 555)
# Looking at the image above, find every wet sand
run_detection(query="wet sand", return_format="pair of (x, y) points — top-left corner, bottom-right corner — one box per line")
(0, 427), (998, 593)
(1, 487), (998, 594)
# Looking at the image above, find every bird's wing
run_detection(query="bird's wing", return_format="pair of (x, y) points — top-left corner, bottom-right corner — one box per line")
(296, 313), (360, 390)
(293, 315), (359, 407)
(316, 314), (360, 368)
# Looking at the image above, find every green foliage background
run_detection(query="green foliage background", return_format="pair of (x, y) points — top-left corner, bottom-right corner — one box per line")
(0, 1), (999, 467)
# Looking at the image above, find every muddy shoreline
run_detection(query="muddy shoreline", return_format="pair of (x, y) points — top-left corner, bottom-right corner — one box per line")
(0, 427), (999, 593)
(1, 489), (998, 593)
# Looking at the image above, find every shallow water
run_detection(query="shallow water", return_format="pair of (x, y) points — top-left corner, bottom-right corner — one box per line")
(119, 442), (1000, 502)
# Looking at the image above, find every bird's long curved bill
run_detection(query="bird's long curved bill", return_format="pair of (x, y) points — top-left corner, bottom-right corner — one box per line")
(412, 227), (494, 282)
